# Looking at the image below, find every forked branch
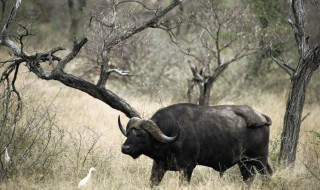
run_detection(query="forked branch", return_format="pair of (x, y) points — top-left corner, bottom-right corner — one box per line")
(103, 0), (182, 51)
(270, 53), (294, 77)
(97, 0), (182, 88)
(0, 0), (181, 118)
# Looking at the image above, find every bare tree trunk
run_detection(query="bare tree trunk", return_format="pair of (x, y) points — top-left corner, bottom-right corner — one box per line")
(279, 61), (317, 165)
(198, 84), (205, 106)
(276, 0), (320, 166)
(199, 83), (212, 106)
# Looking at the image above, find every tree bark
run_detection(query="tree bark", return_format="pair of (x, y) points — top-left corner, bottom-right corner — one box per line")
(277, 0), (320, 166)
(48, 70), (140, 118)
(279, 48), (320, 166)
(199, 83), (212, 106)
(279, 68), (312, 165)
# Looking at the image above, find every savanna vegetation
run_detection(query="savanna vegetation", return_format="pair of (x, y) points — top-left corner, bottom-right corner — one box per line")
(0, 0), (320, 189)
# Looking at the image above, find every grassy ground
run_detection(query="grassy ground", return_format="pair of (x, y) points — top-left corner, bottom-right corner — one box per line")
(1, 72), (320, 190)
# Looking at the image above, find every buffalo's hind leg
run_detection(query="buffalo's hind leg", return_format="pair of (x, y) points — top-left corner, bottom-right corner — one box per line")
(252, 158), (273, 177)
(150, 161), (167, 187)
(250, 158), (273, 185)
(238, 162), (256, 182)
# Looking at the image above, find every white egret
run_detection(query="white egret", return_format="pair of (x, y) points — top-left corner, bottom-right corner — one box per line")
(78, 167), (96, 189)
(4, 147), (10, 163)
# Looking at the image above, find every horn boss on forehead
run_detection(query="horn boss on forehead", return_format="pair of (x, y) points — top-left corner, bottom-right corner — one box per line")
(123, 116), (179, 143)
(139, 119), (179, 143)
(127, 117), (142, 129)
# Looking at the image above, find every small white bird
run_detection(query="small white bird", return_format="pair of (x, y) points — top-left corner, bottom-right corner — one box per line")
(5, 147), (10, 163)
(78, 167), (96, 189)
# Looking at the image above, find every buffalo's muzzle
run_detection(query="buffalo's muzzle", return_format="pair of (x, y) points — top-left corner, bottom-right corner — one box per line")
(121, 144), (131, 154)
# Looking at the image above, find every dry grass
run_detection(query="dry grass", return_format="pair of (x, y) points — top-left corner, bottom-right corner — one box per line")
(1, 72), (320, 190)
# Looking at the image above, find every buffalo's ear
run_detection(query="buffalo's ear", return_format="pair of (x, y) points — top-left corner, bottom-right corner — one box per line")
(118, 115), (127, 137)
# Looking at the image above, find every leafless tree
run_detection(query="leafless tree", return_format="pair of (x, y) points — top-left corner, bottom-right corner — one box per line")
(179, 0), (256, 106)
(80, 0), (182, 81)
(0, 0), (181, 119)
(271, 0), (320, 166)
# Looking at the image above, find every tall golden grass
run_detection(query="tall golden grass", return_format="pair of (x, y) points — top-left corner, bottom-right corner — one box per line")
(1, 72), (320, 190)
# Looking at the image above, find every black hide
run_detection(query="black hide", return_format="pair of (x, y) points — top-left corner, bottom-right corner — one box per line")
(120, 103), (273, 186)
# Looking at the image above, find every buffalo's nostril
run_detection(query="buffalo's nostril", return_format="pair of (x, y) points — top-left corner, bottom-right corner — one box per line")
(121, 145), (131, 153)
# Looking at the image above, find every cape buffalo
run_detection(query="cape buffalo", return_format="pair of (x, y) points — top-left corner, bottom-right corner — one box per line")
(118, 103), (272, 186)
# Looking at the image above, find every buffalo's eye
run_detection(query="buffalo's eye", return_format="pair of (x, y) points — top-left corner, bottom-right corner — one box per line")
(126, 128), (134, 136)
(137, 133), (145, 137)
(135, 130), (146, 137)
(130, 128), (144, 136)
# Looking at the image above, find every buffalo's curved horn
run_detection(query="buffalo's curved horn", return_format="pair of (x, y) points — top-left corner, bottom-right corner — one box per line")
(118, 116), (127, 137)
(141, 119), (180, 143)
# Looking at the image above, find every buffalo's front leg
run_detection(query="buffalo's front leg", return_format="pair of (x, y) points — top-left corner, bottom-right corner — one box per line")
(179, 164), (195, 185)
(150, 161), (167, 187)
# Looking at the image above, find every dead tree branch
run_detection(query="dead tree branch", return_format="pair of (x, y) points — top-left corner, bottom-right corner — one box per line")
(180, 2), (256, 105)
(103, 0), (181, 52)
(0, 0), (181, 118)
(96, 0), (182, 88)
(301, 112), (310, 123)
(270, 53), (294, 77)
